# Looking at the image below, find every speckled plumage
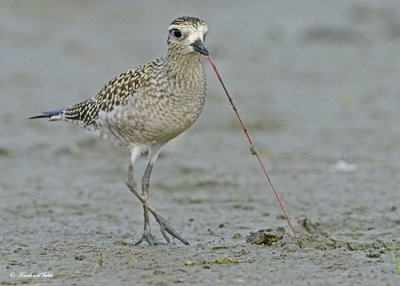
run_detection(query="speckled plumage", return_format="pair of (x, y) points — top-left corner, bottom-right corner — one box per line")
(31, 16), (209, 245)
(35, 17), (208, 148)
(66, 55), (205, 147)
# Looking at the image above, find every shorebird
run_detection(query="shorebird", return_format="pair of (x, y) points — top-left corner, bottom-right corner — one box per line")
(30, 16), (209, 245)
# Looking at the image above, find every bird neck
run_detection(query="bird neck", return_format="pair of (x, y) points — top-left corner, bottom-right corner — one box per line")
(165, 51), (204, 79)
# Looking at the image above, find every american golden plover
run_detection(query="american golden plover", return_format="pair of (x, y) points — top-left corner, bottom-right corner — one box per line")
(30, 16), (209, 245)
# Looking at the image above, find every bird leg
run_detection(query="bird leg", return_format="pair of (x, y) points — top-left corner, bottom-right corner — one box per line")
(125, 144), (189, 245)
(141, 151), (190, 245)
(139, 159), (154, 244)
(125, 147), (159, 245)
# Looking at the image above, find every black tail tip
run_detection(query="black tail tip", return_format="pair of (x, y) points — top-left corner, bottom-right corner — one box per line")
(29, 114), (51, 119)
(29, 109), (63, 120)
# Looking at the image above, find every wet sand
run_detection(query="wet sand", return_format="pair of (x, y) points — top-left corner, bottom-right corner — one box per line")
(1, 1), (400, 285)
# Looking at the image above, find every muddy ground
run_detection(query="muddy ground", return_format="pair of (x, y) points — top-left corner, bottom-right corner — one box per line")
(1, 1), (400, 285)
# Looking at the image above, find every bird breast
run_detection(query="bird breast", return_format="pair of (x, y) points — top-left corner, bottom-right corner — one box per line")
(96, 65), (206, 146)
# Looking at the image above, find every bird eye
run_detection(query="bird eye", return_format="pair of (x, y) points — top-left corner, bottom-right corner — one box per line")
(170, 29), (182, 38)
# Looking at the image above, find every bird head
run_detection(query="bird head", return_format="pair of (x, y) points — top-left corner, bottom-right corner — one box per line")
(167, 16), (209, 56)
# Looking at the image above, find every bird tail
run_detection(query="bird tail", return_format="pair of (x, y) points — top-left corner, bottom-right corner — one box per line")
(29, 109), (65, 121)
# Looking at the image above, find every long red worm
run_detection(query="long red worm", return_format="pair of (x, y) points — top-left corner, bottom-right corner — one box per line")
(203, 55), (302, 248)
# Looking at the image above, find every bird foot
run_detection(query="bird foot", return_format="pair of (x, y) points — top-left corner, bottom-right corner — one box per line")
(126, 179), (190, 245)
(135, 232), (168, 246)
(150, 209), (190, 245)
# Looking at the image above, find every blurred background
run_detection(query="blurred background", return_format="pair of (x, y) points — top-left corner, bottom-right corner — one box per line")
(2, 0), (400, 155)
(1, 0), (400, 284)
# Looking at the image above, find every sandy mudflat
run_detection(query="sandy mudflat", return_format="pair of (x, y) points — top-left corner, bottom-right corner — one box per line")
(1, 1), (400, 285)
